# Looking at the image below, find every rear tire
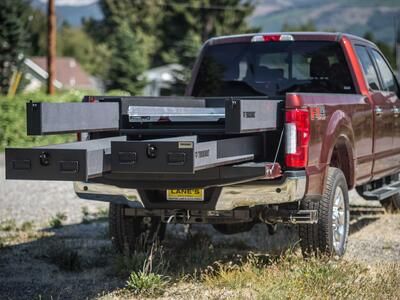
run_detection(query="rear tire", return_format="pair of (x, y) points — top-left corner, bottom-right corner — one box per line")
(109, 203), (166, 254)
(299, 167), (350, 257)
(380, 194), (400, 213)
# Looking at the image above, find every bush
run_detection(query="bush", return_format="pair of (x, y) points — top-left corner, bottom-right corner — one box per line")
(0, 91), (85, 151)
(49, 212), (68, 229)
(126, 271), (168, 296)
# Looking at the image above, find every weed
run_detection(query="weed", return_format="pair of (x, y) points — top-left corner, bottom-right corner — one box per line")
(0, 219), (17, 231)
(81, 206), (108, 224)
(116, 242), (170, 297)
(46, 241), (82, 272)
(126, 271), (168, 296)
(49, 212), (67, 228)
(20, 221), (34, 232)
(200, 252), (400, 299)
(96, 207), (109, 219)
(81, 206), (91, 224)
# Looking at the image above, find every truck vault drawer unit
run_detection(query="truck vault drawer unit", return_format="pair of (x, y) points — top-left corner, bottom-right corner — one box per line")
(6, 97), (282, 184)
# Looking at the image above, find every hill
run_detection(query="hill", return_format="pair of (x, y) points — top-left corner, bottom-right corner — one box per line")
(251, 0), (400, 44)
(31, 0), (399, 44)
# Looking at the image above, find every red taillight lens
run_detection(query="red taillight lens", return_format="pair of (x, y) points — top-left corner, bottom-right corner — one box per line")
(285, 109), (310, 168)
(263, 35), (280, 42)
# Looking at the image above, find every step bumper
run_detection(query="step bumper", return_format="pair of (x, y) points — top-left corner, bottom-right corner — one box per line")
(74, 171), (307, 210)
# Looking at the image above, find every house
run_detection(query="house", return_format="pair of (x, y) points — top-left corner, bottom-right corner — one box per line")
(23, 57), (103, 92)
(142, 64), (185, 96)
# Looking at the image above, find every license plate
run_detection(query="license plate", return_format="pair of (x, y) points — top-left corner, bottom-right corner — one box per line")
(166, 189), (204, 201)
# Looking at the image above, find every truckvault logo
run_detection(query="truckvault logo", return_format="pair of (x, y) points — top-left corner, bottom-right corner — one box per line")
(243, 111), (256, 118)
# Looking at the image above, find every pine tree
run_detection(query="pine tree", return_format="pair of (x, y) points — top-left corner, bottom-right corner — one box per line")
(156, 0), (258, 78)
(0, 0), (30, 94)
(107, 22), (148, 94)
(84, 0), (161, 93)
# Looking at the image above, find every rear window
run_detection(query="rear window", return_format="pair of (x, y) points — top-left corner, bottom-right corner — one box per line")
(192, 41), (355, 98)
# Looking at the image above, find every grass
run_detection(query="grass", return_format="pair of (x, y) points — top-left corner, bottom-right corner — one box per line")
(81, 206), (109, 224)
(200, 252), (400, 299)
(0, 219), (17, 231)
(0, 219), (35, 233)
(45, 240), (82, 272)
(125, 271), (168, 296)
(49, 212), (67, 228)
(113, 242), (170, 297)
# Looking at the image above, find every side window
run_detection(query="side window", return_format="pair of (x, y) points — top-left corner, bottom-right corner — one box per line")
(371, 49), (399, 95)
(355, 45), (381, 90)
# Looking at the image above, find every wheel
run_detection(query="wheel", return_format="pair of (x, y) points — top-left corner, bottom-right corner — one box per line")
(299, 167), (350, 257)
(109, 203), (166, 253)
(380, 194), (400, 213)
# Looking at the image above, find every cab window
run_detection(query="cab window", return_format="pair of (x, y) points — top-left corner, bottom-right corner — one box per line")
(371, 49), (399, 95)
(355, 45), (381, 91)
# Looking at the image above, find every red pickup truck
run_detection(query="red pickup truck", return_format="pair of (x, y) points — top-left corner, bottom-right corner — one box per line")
(6, 32), (400, 258)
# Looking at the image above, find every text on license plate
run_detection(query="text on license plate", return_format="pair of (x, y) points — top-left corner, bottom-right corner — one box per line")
(166, 189), (204, 201)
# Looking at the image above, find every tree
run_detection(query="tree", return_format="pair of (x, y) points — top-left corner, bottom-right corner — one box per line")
(107, 22), (148, 94)
(58, 23), (111, 78)
(156, 0), (258, 82)
(83, 0), (161, 93)
(364, 32), (396, 69)
(0, 0), (30, 95)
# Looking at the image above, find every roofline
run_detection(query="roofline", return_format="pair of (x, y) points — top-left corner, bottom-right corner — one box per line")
(24, 58), (63, 89)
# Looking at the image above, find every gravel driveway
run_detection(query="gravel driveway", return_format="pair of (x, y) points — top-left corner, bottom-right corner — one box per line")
(1, 153), (399, 299)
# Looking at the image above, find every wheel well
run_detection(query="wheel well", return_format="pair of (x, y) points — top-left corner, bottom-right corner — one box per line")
(329, 140), (354, 189)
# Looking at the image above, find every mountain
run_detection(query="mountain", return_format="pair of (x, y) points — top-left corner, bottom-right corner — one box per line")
(30, 0), (400, 44)
(250, 0), (400, 44)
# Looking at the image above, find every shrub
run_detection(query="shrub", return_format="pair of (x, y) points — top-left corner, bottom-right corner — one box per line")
(126, 271), (168, 296)
(0, 91), (83, 151)
(49, 212), (67, 228)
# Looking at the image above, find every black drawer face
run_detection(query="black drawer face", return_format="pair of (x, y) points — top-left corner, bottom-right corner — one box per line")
(5, 136), (126, 181)
(112, 140), (195, 174)
(6, 148), (87, 181)
(111, 135), (260, 175)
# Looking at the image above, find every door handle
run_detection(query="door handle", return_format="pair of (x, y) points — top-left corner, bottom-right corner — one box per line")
(375, 106), (383, 117)
(392, 106), (400, 117)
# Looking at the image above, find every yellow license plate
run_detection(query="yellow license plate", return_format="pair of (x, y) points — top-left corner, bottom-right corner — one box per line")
(166, 189), (204, 201)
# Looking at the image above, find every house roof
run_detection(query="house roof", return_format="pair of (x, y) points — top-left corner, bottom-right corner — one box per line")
(29, 57), (94, 89)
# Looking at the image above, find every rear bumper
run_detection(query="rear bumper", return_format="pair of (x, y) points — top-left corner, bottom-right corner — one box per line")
(74, 171), (306, 211)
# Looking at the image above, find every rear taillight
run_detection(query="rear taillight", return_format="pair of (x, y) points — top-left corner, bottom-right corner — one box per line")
(285, 109), (310, 168)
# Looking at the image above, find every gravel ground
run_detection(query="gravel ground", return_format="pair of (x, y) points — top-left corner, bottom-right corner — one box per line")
(1, 153), (399, 299)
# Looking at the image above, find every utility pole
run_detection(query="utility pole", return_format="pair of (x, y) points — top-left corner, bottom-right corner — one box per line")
(47, 0), (56, 95)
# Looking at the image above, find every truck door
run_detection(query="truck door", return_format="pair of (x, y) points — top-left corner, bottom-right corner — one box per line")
(370, 48), (400, 174)
(355, 45), (395, 179)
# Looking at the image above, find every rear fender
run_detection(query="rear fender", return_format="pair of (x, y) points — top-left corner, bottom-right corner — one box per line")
(307, 110), (355, 196)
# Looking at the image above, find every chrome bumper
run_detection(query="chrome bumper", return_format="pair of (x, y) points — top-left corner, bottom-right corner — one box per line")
(74, 173), (306, 211)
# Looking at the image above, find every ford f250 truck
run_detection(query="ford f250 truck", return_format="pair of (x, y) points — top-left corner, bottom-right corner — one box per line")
(5, 32), (400, 257)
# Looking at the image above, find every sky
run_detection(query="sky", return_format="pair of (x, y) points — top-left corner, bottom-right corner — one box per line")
(39, 0), (98, 5)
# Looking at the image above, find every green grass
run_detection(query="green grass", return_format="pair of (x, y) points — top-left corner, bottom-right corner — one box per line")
(49, 212), (67, 229)
(201, 252), (400, 299)
(81, 206), (109, 224)
(125, 271), (168, 297)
